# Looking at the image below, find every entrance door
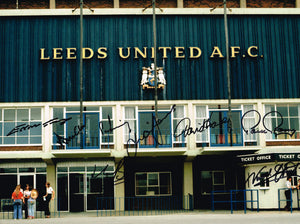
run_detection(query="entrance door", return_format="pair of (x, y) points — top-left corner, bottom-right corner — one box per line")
(19, 174), (34, 190)
(69, 173), (85, 212)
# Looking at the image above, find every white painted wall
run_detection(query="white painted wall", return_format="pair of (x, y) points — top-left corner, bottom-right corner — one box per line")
(245, 163), (299, 209)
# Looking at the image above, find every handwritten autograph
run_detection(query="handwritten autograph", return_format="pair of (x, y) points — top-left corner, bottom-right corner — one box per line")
(4, 106), (298, 185)
(241, 110), (296, 137)
(246, 161), (300, 187)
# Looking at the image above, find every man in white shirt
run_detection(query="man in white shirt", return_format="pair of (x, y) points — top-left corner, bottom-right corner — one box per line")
(284, 177), (295, 211)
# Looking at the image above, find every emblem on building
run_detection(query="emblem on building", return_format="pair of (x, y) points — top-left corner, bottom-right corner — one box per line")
(141, 63), (166, 90)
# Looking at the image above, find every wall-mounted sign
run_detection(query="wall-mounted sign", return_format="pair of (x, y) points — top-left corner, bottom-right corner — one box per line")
(140, 63), (166, 90)
(40, 46), (262, 60)
(238, 153), (300, 164)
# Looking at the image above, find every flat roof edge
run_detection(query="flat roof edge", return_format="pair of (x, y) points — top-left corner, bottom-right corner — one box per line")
(0, 8), (300, 16)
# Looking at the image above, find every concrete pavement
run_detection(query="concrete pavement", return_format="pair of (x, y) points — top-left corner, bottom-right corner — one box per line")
(1, 210), (300, 224)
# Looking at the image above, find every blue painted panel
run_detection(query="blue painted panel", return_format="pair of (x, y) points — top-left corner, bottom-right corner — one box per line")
(0, 15), (299, 102)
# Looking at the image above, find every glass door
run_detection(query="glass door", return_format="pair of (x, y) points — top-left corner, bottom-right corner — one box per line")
(19, 174), (34, 190)
(69, 173), (85, 212)
(209, 111), (243, 146)
(138, 112), (171, 148)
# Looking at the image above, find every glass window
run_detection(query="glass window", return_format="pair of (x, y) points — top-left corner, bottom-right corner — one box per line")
(1, 108), (42, 145)
(201, 171), (225, 194)
(124, 107), (137, 144)
(195, 106), (208, 143)
(242, 105), (258, 143)
(260, 172), (270, 187)
(135, 172), (172, 196)
(53, 106), (113, 149)
(209, 110), (243, 146)
(264, 104), (300, 140)
(173, 105), (186, 145)
(139, 111), (172, 148)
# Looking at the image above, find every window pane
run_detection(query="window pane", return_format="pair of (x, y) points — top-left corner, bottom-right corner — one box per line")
(213, 172), (224, 185)
(31, 108), (41, 120)
(136, 173), (147, 186)
(30, 137), (41, 144)
(17, 137), (28, 144)
(125, 107), (135, 119)
(4, 136), (15, 144)
(66, 114), (80, 148)
(159, 173), (171, 186)
(136, 187), (147, 195)
(148, 187), (159, 195)
(277, 106), (288, 117)
(201, 171), (212, 194)
(85, 114), (99, 147)
(30, 122), (42, 135)
(4, 109), (15, 121)
(148, 173), (158, 185)
(16, 123), (28, 136)
(4, 122), (15, 137)
(196, 106), (206, 117)
(17, 109), (29, 121)
(289, 106), (298, 117)
(210, 112), (226, 145)
(174, 106), (184, 118)
(102, 107), (112, 119)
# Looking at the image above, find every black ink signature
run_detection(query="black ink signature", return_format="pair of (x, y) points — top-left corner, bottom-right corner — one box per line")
(241, 110), (296, 137)
(6, 117), (72, 136)
(95, 105), (176, 185)
(245, 161), (300, 186)
(54, 125), (85, 146)
(173, 112), (229, 138)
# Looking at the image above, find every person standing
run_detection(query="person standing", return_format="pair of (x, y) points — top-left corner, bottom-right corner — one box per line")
(23, 184), (31, 219)
(43, 182), (55, 218)
(11, 185), (24, 220)
(28, 189), (38, 219)
(284, 177), (295, 211)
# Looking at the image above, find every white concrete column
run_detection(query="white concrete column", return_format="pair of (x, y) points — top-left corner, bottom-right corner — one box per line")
(49, 0), (55, 9)
(115, 104), (124, 151)
(177, 0), (184, 8)
(257, 102), (266, 147)
(114, 159), (125, 211)
(46, 163), (56, 212)
(114, 0), (120, 8)
(186, 102), (196, 150)
(43, 105), (51, 153)
(183, 160), (193, 209)
(240, 0), (247, 8)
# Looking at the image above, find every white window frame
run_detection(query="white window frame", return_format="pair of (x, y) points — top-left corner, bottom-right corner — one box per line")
(135, 171), (172, 196)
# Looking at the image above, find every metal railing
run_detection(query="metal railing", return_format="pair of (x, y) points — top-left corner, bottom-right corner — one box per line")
(96, 195), (193, 217)
(1, 198), (59, 220)
(277, 188), (300, 213)
(211, 189), (259, 214)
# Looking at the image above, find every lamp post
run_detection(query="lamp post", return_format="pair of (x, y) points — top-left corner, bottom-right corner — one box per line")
(152, 0), (159, 148)
(79, 0), (84, 149)
(223, 0), (233, 146)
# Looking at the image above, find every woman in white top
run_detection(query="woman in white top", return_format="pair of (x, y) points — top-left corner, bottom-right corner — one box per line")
(43, 182), (55, 218)
(23, 184), (31, 219)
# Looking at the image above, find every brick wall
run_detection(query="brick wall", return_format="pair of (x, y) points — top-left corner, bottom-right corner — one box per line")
(120, 0), (177, 8)
(0, 146), (43, 151)
(184, 0), (240, 8)
(0, 0), (297, 10)
(56, 0), (113, 8)
(247, 0), (295, 8)
(0, 0), (16, 9)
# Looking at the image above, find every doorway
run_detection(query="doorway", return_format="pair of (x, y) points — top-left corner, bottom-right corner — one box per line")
(19, 174), (34, 190)
(69, 173), (85, 212)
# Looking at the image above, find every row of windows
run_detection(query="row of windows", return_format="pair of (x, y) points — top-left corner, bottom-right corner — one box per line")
(0, 104), (299, 148)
